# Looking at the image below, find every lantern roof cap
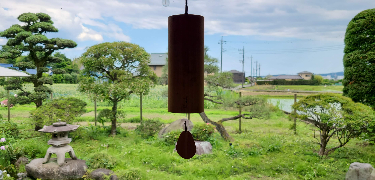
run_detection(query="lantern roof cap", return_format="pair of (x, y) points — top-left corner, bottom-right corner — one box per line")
(38, 121), (79, 133)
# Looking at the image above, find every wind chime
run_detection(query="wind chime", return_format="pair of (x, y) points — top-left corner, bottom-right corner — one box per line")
(165, 0), (204, 159)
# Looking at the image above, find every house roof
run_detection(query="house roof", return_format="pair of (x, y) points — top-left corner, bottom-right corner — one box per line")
(149, 53), (167, 66)
(268, 75), (304, 80)
(297, 71), (313, 74)
(0, 66), (30, 77)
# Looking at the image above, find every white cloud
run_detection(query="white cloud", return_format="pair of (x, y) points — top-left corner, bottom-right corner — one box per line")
(77, 25), (104, 41)
(0, 0), (373, 43)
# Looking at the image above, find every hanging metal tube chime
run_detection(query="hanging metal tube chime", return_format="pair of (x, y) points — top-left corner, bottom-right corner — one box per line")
(168, 0), (204, 113)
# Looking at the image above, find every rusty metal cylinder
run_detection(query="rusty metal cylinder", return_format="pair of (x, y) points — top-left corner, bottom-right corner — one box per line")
(168, 14), (204, 113)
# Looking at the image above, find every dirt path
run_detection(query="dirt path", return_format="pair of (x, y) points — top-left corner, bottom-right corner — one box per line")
(75, 121), (172, 130)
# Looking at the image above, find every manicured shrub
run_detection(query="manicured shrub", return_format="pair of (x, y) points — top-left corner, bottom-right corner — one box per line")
(162, 130), (182, 146)
(85, 152), (117, 170)
(135, 118), (165, 139)
(30, 97), (87, 127)
(191, 123), (215, 141)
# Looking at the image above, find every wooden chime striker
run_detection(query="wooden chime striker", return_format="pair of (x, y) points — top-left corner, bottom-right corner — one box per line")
(168, 13), (204, 113)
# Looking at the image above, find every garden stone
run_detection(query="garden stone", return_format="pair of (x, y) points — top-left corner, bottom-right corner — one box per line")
(26, 158), (87, 180)
(158, 118), (194, 138)
(0, 170), (3, 180)
(174, 141), (212, 155)
(346, 162), (375, 180)
(15, 157), (29, 169)
(90, 168), (118, 180)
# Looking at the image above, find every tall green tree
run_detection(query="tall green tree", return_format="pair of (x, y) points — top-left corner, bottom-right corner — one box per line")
(0, 12), (77, 130)
(78, 41), (157, 135)
(313, 75), (324, 85)
(343, 8), (375, 110)
(204, 46), (219, 74)
(0, 45), (23, 64)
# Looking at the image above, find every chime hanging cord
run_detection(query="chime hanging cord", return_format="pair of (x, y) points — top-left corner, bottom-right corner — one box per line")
(185, 0), (188, 14)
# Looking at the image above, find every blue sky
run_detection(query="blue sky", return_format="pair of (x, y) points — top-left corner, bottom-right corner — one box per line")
(0, 0), (373, 76)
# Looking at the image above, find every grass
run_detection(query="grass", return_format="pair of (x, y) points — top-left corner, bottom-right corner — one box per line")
(244, 85), (343, 92)
(0, 84), (373, 180)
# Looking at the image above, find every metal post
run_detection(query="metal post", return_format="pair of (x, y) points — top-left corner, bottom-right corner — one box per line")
(7, 90), (10, 122)
(94, 99), (97, 126)
(251, 55), (252, 85)
(51, 92), (53, 100)
(294, 94), (297, 135)
(221, 36), (223, 72)
(239, 92), (242, 134)
(140, 93), (143, 124)
(188, 113), (190, 120)
(242, 46), (244, 88)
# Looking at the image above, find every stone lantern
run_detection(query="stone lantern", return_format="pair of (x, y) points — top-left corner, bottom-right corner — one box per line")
(38, 121), (79, 166)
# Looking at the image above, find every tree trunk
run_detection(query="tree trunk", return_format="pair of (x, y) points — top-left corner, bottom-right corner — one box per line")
(34, 100), (43, 131)
(111, 100), (118, 136)
(199, 112), (234, 142)
(319, 130), (328, 156)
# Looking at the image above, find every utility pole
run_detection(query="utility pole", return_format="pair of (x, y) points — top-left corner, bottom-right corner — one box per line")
(259, 64), (261, 78)
(255, 61), (258, 79)
(250, 55), (253, 85)
(218, 36), (226, 72)
(239, 46), (245, 88)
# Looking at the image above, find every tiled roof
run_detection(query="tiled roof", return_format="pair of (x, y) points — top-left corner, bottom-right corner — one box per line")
(149, 53), (167, 66)
(268, 75), (303, 80)
(297, 71), (313, 74)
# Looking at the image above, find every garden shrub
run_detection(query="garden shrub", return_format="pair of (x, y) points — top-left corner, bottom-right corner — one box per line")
(116, 168), (142, 180)
(0, 121), (19, 138)
(191, 123), (215, 141)
(97, 109), (126, 126)
(30, 97), (87, 127)
(163, 130), (182, 146)
(135, 118), (165, 139)
(85, 152), (117, 170)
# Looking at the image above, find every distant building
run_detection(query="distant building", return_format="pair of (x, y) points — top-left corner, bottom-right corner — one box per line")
(149, 53), (167, 77)
(267, 71), (313, 81)
(336, 76), (344, 80)
(228, 70), (245, 83)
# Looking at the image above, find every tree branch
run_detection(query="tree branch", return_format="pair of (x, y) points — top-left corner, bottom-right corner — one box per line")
(204, 97), (223, 104)
(219, 113), (252, 123)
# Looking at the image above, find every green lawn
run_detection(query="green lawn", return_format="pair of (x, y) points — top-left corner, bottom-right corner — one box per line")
(244, 85), (343, 92)
(0, 84), (373, 180)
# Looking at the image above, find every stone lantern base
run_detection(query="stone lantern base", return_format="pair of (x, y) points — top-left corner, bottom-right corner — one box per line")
(43, 145), (77, 166)
(26, 158), (87, 180)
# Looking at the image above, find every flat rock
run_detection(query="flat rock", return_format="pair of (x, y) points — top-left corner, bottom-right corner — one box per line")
(15, 157), (29, 169)
(26, 158), (87, 180)
(90, 168), (118, 180)
(174, 141), (212, 155)
(158, 119), (193, 139)
(346, 162), (375, 180)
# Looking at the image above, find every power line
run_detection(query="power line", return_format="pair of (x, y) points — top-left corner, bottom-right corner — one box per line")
(247, 48), (344, 54)
(245, 44), (344, 52)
